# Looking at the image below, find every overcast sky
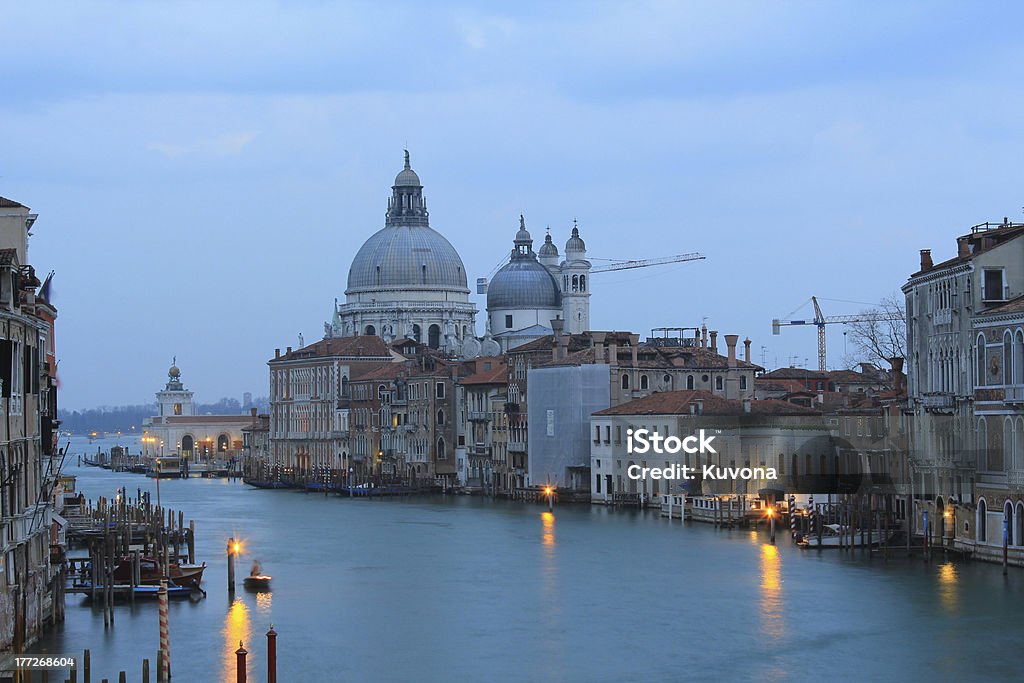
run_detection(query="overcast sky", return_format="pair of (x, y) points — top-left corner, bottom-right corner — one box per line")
(3, 1), (1023, 410)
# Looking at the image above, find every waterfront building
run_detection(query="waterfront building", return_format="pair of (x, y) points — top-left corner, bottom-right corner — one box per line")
(326, 152), (477, 353)
(589, 391), (827, 505)
(346, 341), (463, 485)
(457, 357), (508, 493)
(483, 217), (592, 352)
(266, 336), (397, 473)
(0, 196), (62, 651)
(241, 409), (270, 465)
(141, 363), (255, 463)
(507, 325), (761, 488)
(903, 219), (1024, 546)
(969, 295), (1024, 564)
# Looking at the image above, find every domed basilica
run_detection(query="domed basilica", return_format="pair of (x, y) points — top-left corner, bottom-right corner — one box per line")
(326, 152), (591, 355)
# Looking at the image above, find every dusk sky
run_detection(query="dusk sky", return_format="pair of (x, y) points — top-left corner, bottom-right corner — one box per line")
(3, 1), (1023, 410)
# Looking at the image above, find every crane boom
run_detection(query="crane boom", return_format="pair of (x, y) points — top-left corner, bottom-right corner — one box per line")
(591, 252), (705, 273)
(771, 296), (902, 371)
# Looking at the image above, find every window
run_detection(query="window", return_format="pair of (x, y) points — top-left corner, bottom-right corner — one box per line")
(437, 438), (446, 460)
(174, 403), (182, 416)
(977, 334), (987, 387)
(686, 375), (694, 390)
(436, 382), (445, 399)
(594, 426), (601, 444)
(640, 374), (649, 390)
(621, 374), (630, 390)
(365, 324), (376, 335)
(983, 269), (1005, 302)
(437, 409), (444, 425)
(740, 375), (747, 390)
(505, 314), (513, 329)
(715, 376), (723, 391)
(604, 426), (611, 443)
(1005, 331), (1014, 386)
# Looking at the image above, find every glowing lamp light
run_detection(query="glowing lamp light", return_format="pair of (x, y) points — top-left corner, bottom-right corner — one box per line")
(766, 506), (775, 518)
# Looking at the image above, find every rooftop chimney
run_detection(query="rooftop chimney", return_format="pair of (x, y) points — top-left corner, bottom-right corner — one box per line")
(591, 332), (607, 364)
(286, 346), (292, 354)
(629, 334), (640, 366)
(701, 324), (708, 348)
(743, 338), (751, 364)
(250, 407), (258, 417)
(957, 237), (970, 258)
(920, 249), (933, 272)
(710, 330), (718, 354)
(275, 348), (280, 359)
(551, 318), (565, 361)
(608, 338), (618, 367)
(725, 334), (739, 368)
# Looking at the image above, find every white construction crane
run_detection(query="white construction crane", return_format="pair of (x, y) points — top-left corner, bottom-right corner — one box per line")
(771, 296), (902, 372)
(478, 252), (705, 292)
(591, 252), (705, 273)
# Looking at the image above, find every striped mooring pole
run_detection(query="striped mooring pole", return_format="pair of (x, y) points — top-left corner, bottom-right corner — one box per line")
(159, 579), (171, 680)
(808, 495), (815, 536)
(789, 495), (797, 537)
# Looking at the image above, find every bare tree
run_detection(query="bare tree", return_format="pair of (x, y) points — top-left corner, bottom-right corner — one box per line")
(843, 293), (906, 370)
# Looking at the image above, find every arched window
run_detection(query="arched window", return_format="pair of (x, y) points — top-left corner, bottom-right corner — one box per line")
(1005, 501), (1014, 546)
(341, 376), (349, 397)
(572, 274), (579, 292)
(437, 409), (444, 425)
(791, 454), (799, 477)
(1005, 418), (1014, 473)
(428, 324), (441, 349)
(640, 374), (649, 390)
(1004, 331), (1014, 385)
(1016, 501), (1024, 547)
(686, 375), (694, 390)
(217, 434), (230, 452)
(977, 417), (988, 470)
(977, 334), (987, 387)
(978, 498), (988, 543)
(819, 454), (827, 475)
(564, 275), (569, 291)
(580, 275), (586, 291)
(437, 438), (446, 460)
(621, 374), (630, 390)
(413, 324), (421, 342)
(805, 453), (812, 476)
(1016, 330), (1024, 385)
(365, 324), (376, 336)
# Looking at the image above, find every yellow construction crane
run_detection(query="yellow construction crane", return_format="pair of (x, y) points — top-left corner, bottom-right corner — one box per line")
(771, 296), (902, 372)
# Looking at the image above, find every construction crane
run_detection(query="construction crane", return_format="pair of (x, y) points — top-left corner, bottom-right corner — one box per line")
(771, 296), (902, 372)
(591, 252), (704, 273)
(478, 252), (705, 292)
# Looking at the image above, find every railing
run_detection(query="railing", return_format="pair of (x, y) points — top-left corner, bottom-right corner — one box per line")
(934, 309), (952, 325)
(508, 442), (527, 453)
(329, 430), (350, 439)
(922, 394), (955, 409)
(468, 411), (491, 422)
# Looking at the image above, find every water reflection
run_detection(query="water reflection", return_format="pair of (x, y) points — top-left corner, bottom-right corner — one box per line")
(760, 544), (784, 641)
(541, 512), (556, 549)
(255, 590), (273, 616)
(223, 598), (252, 682)
(936, 562), (959, 614)
(539, 512), (562, 673)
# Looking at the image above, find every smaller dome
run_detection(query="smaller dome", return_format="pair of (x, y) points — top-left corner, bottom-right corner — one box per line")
(394, 150), (421, 187)
(565, 224), (586, 253)
(515, 215), (532, 243)
(168, 364), (180, 378)
(538, 232), (559, 257)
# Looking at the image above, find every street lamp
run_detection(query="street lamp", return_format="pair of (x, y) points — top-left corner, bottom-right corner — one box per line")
(544, 485), (554, 512)
(766, 506), (776, 544)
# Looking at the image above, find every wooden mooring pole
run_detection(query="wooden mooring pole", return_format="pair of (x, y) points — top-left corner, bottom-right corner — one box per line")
(235, 641), (247, 683)
(266, 625), (277, 683)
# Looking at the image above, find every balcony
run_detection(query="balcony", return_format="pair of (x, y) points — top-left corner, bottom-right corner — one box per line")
(470, 444), (491, 457)
(922, 394), (955, 412)
(933, 309), (952, 326)
(508, 442), (527, 453)
(329, 430), (350, 440)
(468, 411), (491, 422)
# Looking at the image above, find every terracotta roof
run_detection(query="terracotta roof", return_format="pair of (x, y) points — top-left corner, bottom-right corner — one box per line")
(761, 367), (828, 380)
(593, 390), (822, 417)
(910, 223), (1024, 277)
(0, 197), (26, 209)
(271, 335), (393, 362)
(460, 359), (508, 385)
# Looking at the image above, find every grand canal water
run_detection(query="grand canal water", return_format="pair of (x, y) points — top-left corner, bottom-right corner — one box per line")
(34, 436), (1024, 681)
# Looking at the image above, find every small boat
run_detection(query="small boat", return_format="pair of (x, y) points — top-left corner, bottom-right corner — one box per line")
(244, 561), (271, 591)
(243, 575), (272, 591)
(111, 557), (206, 588)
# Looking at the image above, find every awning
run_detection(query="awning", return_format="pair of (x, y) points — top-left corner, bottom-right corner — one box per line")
(51, 512), (68, 527)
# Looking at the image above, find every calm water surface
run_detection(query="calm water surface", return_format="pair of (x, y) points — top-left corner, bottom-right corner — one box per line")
(36, 437), (1024, 682)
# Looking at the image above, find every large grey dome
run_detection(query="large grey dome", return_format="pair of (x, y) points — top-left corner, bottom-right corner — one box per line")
(346, 151), (469, 295)
(346, 224), (469, 293)
(487, 258), (561, 309)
